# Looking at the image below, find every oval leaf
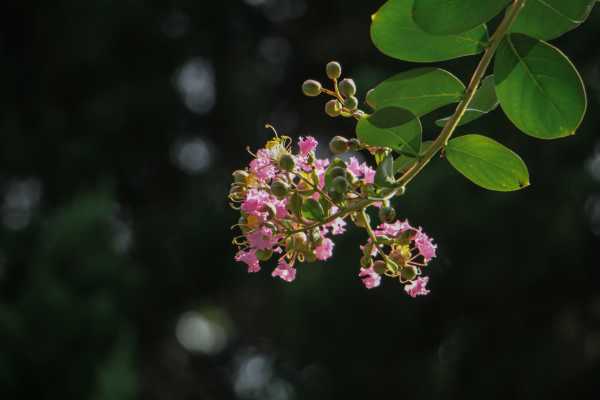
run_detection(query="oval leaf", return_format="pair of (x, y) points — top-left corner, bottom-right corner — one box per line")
(413, 0), (510, 34)
(356, 107), (422, 156)
(494, 34), (587, 139)
(302, 198), (325, 221)
(375, 154), (396, 187)
(446, 134), (530, 192)
(511, 0), (596, 40)
(436, 75), (499, 127)
(370, 0), (488, 62)
(367, 68), (465, 117)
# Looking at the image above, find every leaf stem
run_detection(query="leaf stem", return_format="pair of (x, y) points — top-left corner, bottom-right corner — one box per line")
(397, 0), (526, 187)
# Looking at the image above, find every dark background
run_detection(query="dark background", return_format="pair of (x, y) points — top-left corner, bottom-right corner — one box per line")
(1, 1), (599, 399)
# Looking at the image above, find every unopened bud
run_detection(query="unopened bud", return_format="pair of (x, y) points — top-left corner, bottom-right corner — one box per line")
(373, 260), (386, 274)
(344, 96), (359, 111)
(332, 176), (349, 193)
(302, 79), (322, 97)
(378, 206), (396, 224)
(329, 136), (349, 155)
(329, 166), (347, 180)
(278, 154), (295, 171)
(325, 99), (342, 117)
(326, 61), (342, 80)
(348, 138), (361, 151)
(328, 190), (345, 203)
(292, 232), (308, 251)
(400, 266), (418, 282)
(271, 180), (289, 199)
(339, 78), (357, 97)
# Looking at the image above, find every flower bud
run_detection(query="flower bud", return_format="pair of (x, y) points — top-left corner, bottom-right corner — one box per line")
(332, 176), (349, 193)
(325, 99), (342, 117)
(278, 154), (295, 171)
(302, 79), (322, 97)
(256, 249), (273, 261)
(378, 206), (396, 224)
(232, 170), (249, 184)
(326, 61), (342, 80)
(270, 180), (289, 199)
(339, 78), (357, 97)
(348, 138), (361, 151)
(292, 232), (309, 251)
(343, 96), (359, 111)
(329, 136), (349, 155)
(400, 266), (418, 282)
(329, 166), (347, 180)
(309, 227), (322, 244)
(373, 260), (386, 274)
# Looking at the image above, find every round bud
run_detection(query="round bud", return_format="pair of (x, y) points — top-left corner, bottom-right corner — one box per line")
(292, 232), (308, 251)
(270, 180), (289, 199)
(309, 227), (322, 244)
(344, 96), (359, 111)
(329, 166), (347, 180)
(232, 170), (249, 184)
(400, 266), (418, 282)
(329, 136), (349, 155)
(328, 190), (345, 203)
(325, 99), (342, 117)
(302, 79), (322, 97)
(256, 249), (273, 261)
(365, 89), (376, 109)
(278, 154), (296, 171)
(326, 61), (342, 80)
(378, 206), (396, 224)
(348, 138), (361, 151)
(339, 78), (357, 97)
(332, 176), (349, 193)
(373, 260), (387, 274)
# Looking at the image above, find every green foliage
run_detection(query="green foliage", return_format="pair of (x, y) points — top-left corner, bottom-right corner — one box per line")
(511, 0), (597, 40)
(366, 68), (465, 116)
(436, 75), (499, 127)
(413, 0), (511, 34)
(494, 34), (587, 139)
(374, 154), (396, 187)
(356, 107), (422, 156)
(446, 134), (530, 192)
(370, 0), (488, 62)
(302, 198), (326, 221)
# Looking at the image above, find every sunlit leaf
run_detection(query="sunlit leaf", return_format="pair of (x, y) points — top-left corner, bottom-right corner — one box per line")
(356, 107), (422, 156)
(436, 75), (499, 127)
(413, 0), (510, 34)
(375, 154), (396, 187)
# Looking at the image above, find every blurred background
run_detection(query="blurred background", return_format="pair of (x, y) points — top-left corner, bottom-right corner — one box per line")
(0, 0), (599, 399)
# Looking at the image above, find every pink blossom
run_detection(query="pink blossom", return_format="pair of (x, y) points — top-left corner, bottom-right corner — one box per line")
(359, 267), (381, 289)
(235, 249), (261, 273)
(328, 218), (347, 235)
(404, 277), (430, 298)
(249, 149), (277, 181)
(414, 230), (437, 261)
(315, 238), (334, 261)
(246, 226), (278, 250)
(360, 240), (378, 257)
(272, 259), (296, 282)
(374, 220), (413, 237)
(361, 164), (376, 184)
(241, 189), (271, 215)
(298, 136), (318, 156)
(346, 157), (362, 177)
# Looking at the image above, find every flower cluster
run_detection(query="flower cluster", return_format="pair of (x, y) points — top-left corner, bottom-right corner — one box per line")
(229, 130), (437, 297)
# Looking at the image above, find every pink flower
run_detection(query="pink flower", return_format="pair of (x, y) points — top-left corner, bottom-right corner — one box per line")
(298, 136), (318, 156)
(241, 189), (271, 215)
(327, 217), (347, 235)
(360, 240), (378, 257)
(347, 157), (362, 177)
(272, 259), (296, 282)
(235, 249), (261, 273)
(361, 164), (376, 184)
(359, 267), (381, 289)
(246, 226), (278, 250)
(315, 238), (334, 261)
(250, 149), (277, 181)
(414, 230), (437, 261)
(404, 277), (430, 298)
(374, 220), (413, 237)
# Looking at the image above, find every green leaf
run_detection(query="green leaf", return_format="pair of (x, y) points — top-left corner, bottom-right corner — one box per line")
(413, 0), (510, 35)
(366, 68), (465, 117)
(356, 107), (422, 156)
(436, 75), (499, 127)
(446, 134), (530, 192)
(302, 198), (325, 221)
(375, 154), (396, 187)
(494, 34), (587, 139)
(370, 0), (488, 62)
(393, 141), (433, 174)
(511, 0), (596, 40)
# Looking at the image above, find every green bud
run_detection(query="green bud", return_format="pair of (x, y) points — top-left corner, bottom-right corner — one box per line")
(278, 154), (295, 171)
(332, 176), (349, 193)
(373, 260), (387, 274)
(256, 249), (273, 261)
(329, 136), (349, 155)
(302, 79), (322, 97)
(270, 180), (289, 199)
(400, 266), (418, 282)
(232, 170), (249, 184)
(288, 192), (303, 217)
(378, 206), (396, 224)
(339, 78), (357, 97)
(348, 138), (361, 151)
(343, 96), (359, 111)
(309, 227), (322, 244)
(328, 190), (345, 203)
(326, 61), (342, 80)
(365, 89), (376, 109)
(329, 166), (347, 180)
(325, 99), (342, 117)
(292, 232), (308, 251)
